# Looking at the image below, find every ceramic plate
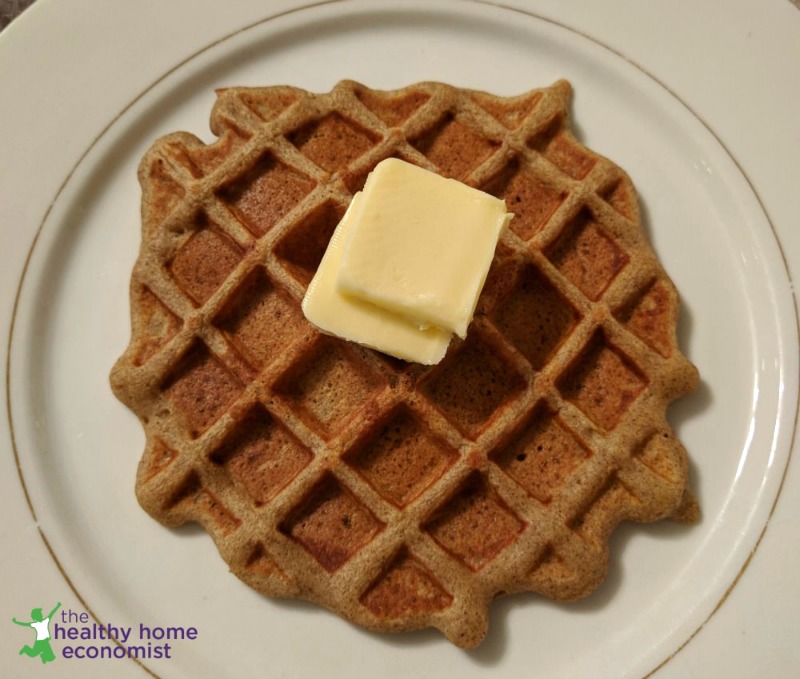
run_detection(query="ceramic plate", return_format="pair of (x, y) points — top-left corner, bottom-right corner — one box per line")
(2, 1), (798, 677)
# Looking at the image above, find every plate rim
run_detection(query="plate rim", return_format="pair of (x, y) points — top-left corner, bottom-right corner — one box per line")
(3, 1), (799, 677)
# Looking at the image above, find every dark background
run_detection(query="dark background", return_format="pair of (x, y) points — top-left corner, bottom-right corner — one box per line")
(1, 0), (35, 32)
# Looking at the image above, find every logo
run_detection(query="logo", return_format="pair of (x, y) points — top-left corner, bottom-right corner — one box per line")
(12, 601), (61, 664)
(11, 600), (200, 664)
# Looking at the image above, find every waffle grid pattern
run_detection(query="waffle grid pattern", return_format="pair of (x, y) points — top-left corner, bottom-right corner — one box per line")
(111, 80), (698, 647)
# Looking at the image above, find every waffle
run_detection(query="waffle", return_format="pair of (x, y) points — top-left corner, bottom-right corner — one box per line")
(110, 79), (698, 648)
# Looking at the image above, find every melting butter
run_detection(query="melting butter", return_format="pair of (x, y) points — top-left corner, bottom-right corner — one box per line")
(302, 158), (510, 364)
(337, 158), (511, 338)
(301, 193), (452, 365)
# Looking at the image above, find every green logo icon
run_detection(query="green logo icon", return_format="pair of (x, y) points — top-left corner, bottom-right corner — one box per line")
(12, 602), (61, 664)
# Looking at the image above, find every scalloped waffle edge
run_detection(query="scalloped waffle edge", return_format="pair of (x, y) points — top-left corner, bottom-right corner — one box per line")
(110, 79), (698, 648)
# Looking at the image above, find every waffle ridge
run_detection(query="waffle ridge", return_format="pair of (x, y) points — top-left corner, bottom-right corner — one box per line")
(111, 79), (699, 648)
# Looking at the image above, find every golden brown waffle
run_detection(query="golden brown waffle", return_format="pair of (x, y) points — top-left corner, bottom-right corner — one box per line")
(110, 79), (698, 648)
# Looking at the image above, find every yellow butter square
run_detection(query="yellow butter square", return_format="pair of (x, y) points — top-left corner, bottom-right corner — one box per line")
(336, 158), (510, 338)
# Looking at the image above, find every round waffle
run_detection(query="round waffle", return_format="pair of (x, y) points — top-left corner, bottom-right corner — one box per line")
(110, 79), (698, 648)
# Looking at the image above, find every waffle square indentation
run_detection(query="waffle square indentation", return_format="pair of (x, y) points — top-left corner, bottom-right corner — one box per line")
(530, 117), (596, 180)
(424, 473), (525, 571)
(215, 267), (305, 370)
(162, 342), (243, 437)
(238, 89), (301, 123)
(210, 406), (312, 506)
(492, 407), (591, 504)
(274, 339), (385, 439)
(168, 215), (243, 305)
(545, 208), (628, 301)
(614, 280), (674, 358)
(420, 333), (526, 439)
(345, 407), (457, 508)
(557, 331), (647, 431)
(412, 113), (499, 179)
(360, 549), (452, 619)
(483, 160), (567, 241)
(490, 264), (579, 370)
(274, 201), (345, 287)
(288, 113), (381, 173)
(218, 153), (316, 236)
(471, 91), (542, 129)
(354, 87), (430, 128)
(281, 475), (384, 572)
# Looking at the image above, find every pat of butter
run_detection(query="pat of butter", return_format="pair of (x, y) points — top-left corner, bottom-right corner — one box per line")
(301, 193), (452, 365)
(336, 158), (511, 338)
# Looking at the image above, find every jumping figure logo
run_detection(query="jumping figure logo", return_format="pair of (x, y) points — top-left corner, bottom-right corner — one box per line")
(12, 602), (61, 664)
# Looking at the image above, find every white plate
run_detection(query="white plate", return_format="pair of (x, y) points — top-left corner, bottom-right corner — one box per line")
(2, 1), (798, 678)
